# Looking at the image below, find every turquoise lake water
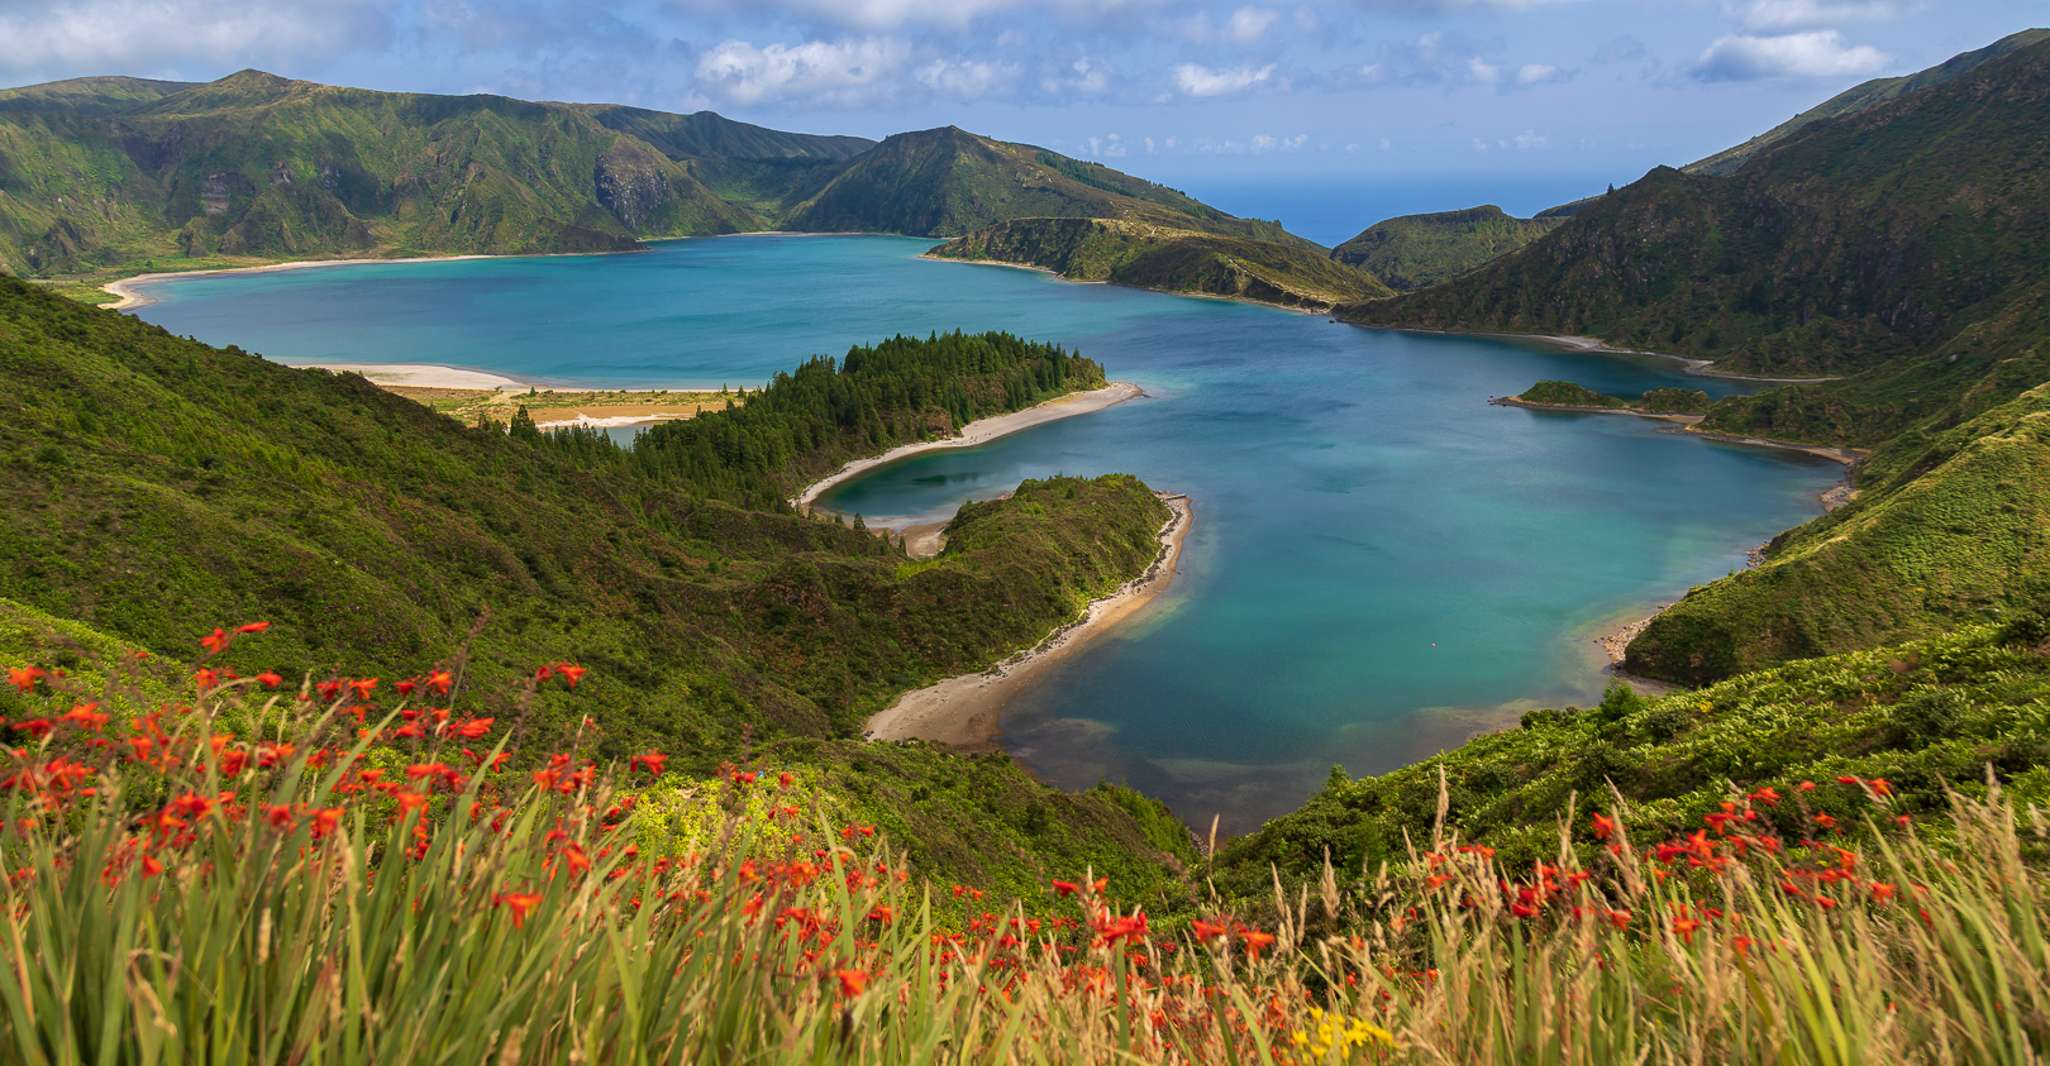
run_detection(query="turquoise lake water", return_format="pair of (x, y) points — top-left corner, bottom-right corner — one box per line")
(132, 235), (1842, 831)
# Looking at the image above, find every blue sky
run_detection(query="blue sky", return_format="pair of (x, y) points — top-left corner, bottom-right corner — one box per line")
(2, 0), (2043, 224)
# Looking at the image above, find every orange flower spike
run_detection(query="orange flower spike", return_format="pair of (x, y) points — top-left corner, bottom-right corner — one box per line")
(1672, 915), (1702, 944)
(557, 663), (587, 689)
(1868, 778), (1894, 798)
(199, 628), (229, 655)
(349, 678), (379, 701)
(427, 670), (454, 696)
(836, 968), (869, 998)
(1591, 811), (1616, 840)
(1240, 929), (1276, 959)
(497, 892), (543, 928)
(59, 703), (109, 731)
(9, 666), (46, 692)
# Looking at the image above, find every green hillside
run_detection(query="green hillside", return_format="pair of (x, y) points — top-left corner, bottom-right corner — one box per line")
(0, 73), (1342, 312)
(1688, 28), (2050, 175)
(0, 275), (1193, 896)
(1330, 205), (1560, 292)
(930, 216), (1391, 309)
(1216, 617), (2050, 896)
(1342, 33), (2050, 383)
(782, 126), (1312, 247)
(1625, 383), (2050, 684)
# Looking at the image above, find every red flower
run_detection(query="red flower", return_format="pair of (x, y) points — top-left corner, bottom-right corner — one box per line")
(836, 968), (869, 998)
(349, 678), (379, 701)
(59, 703), (108, 731)
(427, 670), (454, 696)
(496, 891), (543, 928)
(236, 621), (271, 635)
(1052, 879), (1080, 897)
(255, 670), (284, 689)
(1191, 918), (1227, 941)
(9, 666), (46, 692)
(1672, 916), (1701, 944)
(557, 663), (587, 689)
(631, 752), (668, 775)
(1591, 812), (1616, 840)
(1239, 929), (1276, 958)
(452, 717), (495, 740)
(200, 628), (229, 655)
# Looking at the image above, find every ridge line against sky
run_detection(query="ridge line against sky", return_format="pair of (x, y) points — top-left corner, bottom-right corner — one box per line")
(0, 1), (2041, 188)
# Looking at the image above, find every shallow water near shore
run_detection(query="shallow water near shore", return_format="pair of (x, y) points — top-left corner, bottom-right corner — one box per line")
(133, 235), (1841, 833)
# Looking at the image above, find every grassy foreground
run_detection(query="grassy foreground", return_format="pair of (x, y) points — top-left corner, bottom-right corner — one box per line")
(5, 625), (2048, 1063)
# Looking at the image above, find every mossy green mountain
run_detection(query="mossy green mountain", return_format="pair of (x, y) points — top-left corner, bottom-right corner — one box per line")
(1330, 205), (1560, 292)
(930, 216), (1390, 310)
(0, 73), (1345, 307)
(1342, 33), (2050, 385)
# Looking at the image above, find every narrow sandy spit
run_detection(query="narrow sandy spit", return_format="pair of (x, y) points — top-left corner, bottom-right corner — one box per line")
(865, 494), (1192, 749)
(790, 381), (1143, 512)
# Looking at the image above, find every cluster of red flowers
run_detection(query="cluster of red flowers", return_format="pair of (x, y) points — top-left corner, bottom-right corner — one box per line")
(1400, 772), (1923, 955)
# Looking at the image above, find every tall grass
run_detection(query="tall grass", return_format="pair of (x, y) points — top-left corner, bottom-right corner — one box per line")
(3, 632), (2046, 1063)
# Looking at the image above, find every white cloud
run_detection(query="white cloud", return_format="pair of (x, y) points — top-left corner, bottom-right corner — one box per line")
(1172, 62), (1275, 96)
(1041, 56), (1109, 94)
(695, 37), (910, 103)
(915, 57), (1017, 96)
(1466, 56), (1500, 83)
(0, 0), (391, 79)
(679, 0), (1164, 31)
(1225, 6), (1279, 42)
(1692, 30), (1888, 81)
(1516, 62), (1560, 84)
(1512, 129), (1549, 149)
(1732, 0), (1907, 32)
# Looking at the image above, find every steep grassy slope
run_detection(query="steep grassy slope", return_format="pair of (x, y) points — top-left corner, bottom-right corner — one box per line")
(783, 126), (1308, 246)
(1330, 206), (1560, 291)
(930, 217), (1390, 309)
(0, 276), (1199, 896)
(1624, 384), (2050, 684)
(578, 105), (873, 221)
(1216, 619), (2050, 894)
(0, 70), (773, 274)
(1342, 34), (2050, 381)
(1688, 27), (2050, 175)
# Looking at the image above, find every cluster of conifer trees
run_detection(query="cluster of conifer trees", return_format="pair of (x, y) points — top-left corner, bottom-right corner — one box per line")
(532, 331), (1105, 508)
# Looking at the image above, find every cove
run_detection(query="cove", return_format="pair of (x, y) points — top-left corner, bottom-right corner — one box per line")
(131, 235), (1844, 832)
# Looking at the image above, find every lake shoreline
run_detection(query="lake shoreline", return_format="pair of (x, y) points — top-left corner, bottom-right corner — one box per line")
(790, 381), (1144, 513)
(864, 493), (1193, 749)
(1370, 325), (1842, 384)
(99, 248), (652, 311)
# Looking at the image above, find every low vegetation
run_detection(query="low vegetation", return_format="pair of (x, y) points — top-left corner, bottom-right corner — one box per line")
(1218, 617), (2050, 894)
(5, 631), (2045, 1062)
(0, 277), (1184, 892)
(1628, 384), (2050, 684)
(1511, 381), (1709, 416)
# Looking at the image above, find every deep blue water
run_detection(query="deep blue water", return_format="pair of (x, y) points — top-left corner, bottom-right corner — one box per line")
(132, 236), (1839, 831)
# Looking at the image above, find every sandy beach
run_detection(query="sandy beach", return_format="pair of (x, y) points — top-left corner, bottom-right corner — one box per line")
(865, 493), (1193, 748)
(791, 381), (1144, 512)
(98, 253), (531, 311)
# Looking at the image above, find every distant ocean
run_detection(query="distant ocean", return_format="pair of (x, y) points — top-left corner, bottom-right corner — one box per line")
(1161, 172), (1628, 247)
